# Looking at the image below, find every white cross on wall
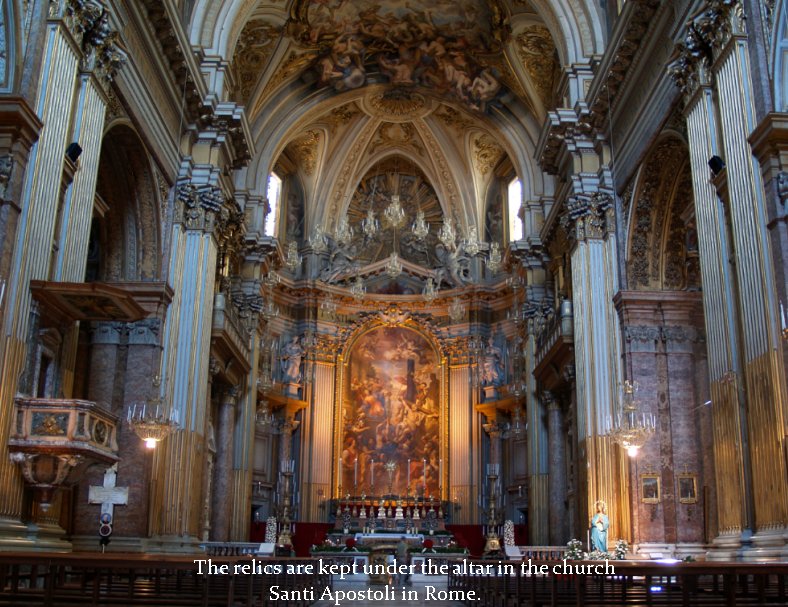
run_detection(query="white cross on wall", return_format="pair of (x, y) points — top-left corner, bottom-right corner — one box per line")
(88, 463), (129, 521)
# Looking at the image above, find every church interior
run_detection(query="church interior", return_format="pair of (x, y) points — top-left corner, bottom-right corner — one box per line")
(0, 0), (787, 580)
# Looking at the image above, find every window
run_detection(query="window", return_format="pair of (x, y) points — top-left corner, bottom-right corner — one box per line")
(265, 172), (282, 237)
(508, 178), (523, 242)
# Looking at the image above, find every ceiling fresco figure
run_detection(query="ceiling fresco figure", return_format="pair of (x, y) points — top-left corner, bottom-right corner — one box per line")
(287, 0), (510, 111)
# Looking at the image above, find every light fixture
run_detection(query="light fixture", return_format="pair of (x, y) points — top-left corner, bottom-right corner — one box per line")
(607, 380), (655, 457)
(285, 242), (301, 272)
(423, 277), (437, 302)
(383, 194), (407, 229)
(448, 297), (465, 323)
(487, 242), (502, 273)
(385, 252), (402, 279)
(320, 295), (337, 321)
(463, 226), (481, 257)
(335, 216), (353, 245)
(350, 274), (366, 301)
(127, 376), (178, 449)
(412, 209), (429, 240)
(439, 219), (456, 248)
(309, 225), (328, 253)
(362, 208), (379, 238)
(256, 399), (275, 428)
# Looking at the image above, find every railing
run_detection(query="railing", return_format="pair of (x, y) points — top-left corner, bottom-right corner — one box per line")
(0, 553), (329, 607)
(201, 542), (262, 556)
(449, 558), (788, 607)
(212, 292), (250, 359)
(535, 305), (573, 364)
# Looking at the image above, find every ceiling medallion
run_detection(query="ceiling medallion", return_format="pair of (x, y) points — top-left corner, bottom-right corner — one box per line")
(364, 88), (432, 121)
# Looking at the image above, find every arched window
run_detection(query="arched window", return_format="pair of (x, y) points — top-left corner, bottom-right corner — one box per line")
(508, 177), (523, 242)
(265, 172), (282, 237)
(774, 0), (788, 111)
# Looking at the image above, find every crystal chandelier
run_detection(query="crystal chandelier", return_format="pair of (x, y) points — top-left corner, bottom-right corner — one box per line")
(448, 297), (465, 323)
(438, 219), (456, 248)
(127, 376), (178, 449)
(383, 194), (407, 229)
(261, 298), (279, 321)
(362, 208), (379, 238)
(412, 209), (429, 240)
(487, 242), (502, 273)
(504, 407), (525, 438)
(423, 277), (437, 302)
(335, 216), (354, 245)
(607, 380), (656, 457)
(350, 274), (366, 301)
(309, 225), (328, 253)
(285, 242), (301, 272)
(463, 226), (481, 257)
(256, 398), (275, 428)
(320, 295), (337, 321)
(385, 252), (402, 278)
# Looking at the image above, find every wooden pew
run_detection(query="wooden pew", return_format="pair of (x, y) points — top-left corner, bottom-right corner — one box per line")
(447, 558), (788, 607)
(0, 553), (331, 607)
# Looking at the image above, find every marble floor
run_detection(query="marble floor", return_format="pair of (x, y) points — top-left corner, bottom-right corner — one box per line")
(310, 573), (468, 606)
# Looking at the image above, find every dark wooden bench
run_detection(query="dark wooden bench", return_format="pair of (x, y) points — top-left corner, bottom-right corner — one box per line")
(0, 553), (331, 607)
(447, 558), (788, 607)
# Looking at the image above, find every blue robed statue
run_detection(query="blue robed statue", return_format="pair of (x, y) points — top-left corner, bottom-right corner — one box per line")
(590, 500), (609, 552)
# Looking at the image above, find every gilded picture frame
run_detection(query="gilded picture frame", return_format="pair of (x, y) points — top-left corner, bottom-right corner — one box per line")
(677, 474), (697, 504)
(640, 474), (661, 503)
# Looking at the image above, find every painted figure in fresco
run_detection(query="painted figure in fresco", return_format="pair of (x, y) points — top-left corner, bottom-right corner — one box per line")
(481, 337), (503, 386)
(280, 335), (304, 383)
(342, 327), (440, 495)
(590, 500), (609, 552)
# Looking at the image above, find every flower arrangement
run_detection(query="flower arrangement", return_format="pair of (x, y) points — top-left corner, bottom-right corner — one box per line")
(614, 539), (629, 560)
(265, 516), (277, 544)
(586, 550), (612, 560)
(421, 538), (435, 553)
(566, 538), (584, 560)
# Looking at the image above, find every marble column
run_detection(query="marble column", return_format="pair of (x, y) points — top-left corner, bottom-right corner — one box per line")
(148, 184), (220, 551)
(566, 192), (629, 545)
(546, 391), (569, 545)
(300, 360), (335, 522)
(713, 26), (788, 560)
(0, 9), (81, 533)
(211, 385), (239, 542)
(449, 348), (480, 524)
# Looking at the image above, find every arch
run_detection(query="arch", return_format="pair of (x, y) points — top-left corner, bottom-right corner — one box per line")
(773, 0), (788, 111)
(336, 315), (446, 496)
(625, 133), (698, 291)
(0, 0), (16, 92)
(93, 125), (162, 281)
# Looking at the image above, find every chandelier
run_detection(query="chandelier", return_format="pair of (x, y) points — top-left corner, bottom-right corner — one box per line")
(463, 226), (481, 257)
(438, 219), (456, 248)
(383, 194), (407, 229)
(309, 225), (328, 253)
(127, 377), (178, 449)
(350, 274), (366, 301)
(362, 208), (379, 238)
(487, 242), (502, 273)
(423, 277), (437, 302)
(448, 297), (465, 323)
(412, 209), (429, 240)
(607, 380), (656, 457)
(385, 252), (402, 278)
(320, 295), (338, 321)
(256, 398), (275, 428)
(285, 242), (301, 272)
(335, 217), (354, 245)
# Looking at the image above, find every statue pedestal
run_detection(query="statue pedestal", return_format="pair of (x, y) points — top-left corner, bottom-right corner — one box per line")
(482, 385), (498, 402)
(284, 383), (301, 399)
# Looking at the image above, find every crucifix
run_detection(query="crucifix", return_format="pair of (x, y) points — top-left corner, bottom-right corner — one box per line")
(88, 463), (129, 522)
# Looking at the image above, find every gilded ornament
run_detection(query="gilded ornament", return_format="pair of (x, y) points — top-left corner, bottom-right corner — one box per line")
(232, 20), (282, 103)
(473, 134), (504, 176)
(288, 130), (321, 176)
(515, 26), (557, 108)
